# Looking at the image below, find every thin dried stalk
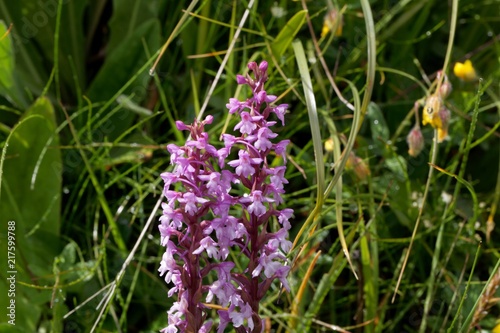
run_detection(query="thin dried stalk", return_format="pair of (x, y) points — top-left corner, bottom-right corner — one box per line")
(469, 268), (500, 331)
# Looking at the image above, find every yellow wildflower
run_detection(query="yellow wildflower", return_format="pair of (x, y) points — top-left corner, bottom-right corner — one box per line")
(493, 322), (500, 333)
(422, 95), (451, 142)
(422, 95), (443, 129)
(324, 138), (334, 152)
(453, 59), (477, 82)
(321, 8), (343, 37)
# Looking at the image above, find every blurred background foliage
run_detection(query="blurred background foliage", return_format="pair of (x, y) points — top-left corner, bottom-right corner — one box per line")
(0, 0), (499, 332)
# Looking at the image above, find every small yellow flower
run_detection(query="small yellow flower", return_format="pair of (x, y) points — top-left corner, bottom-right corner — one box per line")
(453, 59), (477, 82)
(324, 138), (334, 152)
(422, 95), (443, 129)
(422, 95), (452, 142)
(321, 8), (343, 38)
(493, 322), (500, 333)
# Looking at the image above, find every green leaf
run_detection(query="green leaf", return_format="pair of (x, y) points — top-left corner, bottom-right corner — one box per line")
(54, 242), (77, 274)
(107, 0), (159, 54)
(0, 21), (14, 95)
(0, 2), (50, 97)
(53, 241), (95, 282)
(87, 21), (160, 102)
(367, 102), (390, 143)
(0, 97), (62, 332)
(56, 0), (87, 98)
(86, 19), (161, 140)
(271, 10), (307, 60)
(1, 96), (62, 242)
(0, 20), (27, 107)
(0, 1), (86, 102)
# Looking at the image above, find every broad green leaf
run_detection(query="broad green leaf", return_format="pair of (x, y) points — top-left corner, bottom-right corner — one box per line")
(0, 97), (61, 332)
(0, 2), (51, 97)
(271, 10), (307, 60)
(1, 97), (62, 246)
(0, 21), (14, 95)
(57, 0), (87, 98)
(87, 20), (160, 101)
(0, 20), (27, 107)
(86, 19), (160, 140)
(108, 0), (159, 54)
(0, 1), (86, 102)
(0, 323), (25, 332)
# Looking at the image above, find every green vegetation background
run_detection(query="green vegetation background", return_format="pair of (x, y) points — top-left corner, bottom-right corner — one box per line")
(0, 0), (499, 332)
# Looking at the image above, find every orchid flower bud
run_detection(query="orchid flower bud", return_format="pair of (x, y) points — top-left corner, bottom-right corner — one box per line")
(407, 125), (425, 157)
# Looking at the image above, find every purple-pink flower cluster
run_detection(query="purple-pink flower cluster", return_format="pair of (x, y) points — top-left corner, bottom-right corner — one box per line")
(158, 61), (293, 333)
